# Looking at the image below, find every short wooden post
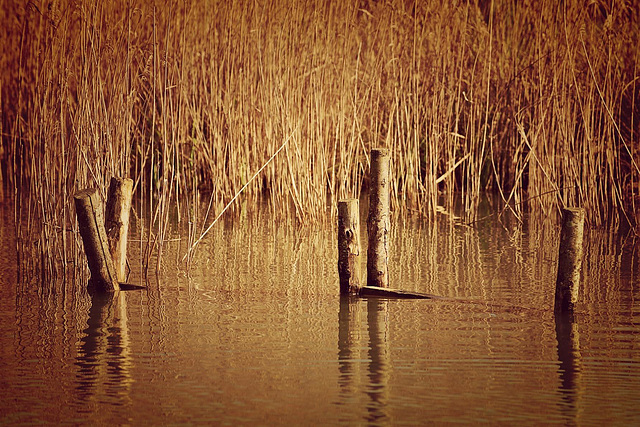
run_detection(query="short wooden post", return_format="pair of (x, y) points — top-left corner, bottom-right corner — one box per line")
(554, 208), (585, 313)
(338, 199), (361, 294)
(74, 188), (120, 293)
(367, 148), (390, 288)
(105, 177), (133, 282)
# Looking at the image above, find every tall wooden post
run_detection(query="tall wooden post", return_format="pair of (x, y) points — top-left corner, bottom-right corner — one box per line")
(338, 199), (361, 295)
(74, 188), (120, 293)
(554, 208), (585, 313)
(105, 177), (133, 282)
(367, 148), (390, 288)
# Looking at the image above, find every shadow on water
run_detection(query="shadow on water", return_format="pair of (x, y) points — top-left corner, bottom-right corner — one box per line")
(75, 291), (133, 410)
(555, 312), (582, 425)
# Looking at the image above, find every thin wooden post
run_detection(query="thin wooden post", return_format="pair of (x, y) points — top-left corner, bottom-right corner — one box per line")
(338, 199), (361, 294)
(554, 207), (585, 313)
(74, 188), (120, 293)
(105, 177), (133, 282)
(367, 148), (390, 288)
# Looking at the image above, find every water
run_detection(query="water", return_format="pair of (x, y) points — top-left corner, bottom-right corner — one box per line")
(1, 201), (639, 425)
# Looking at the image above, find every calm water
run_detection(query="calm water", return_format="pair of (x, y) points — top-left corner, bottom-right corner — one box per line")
(1, 201), (639, 425)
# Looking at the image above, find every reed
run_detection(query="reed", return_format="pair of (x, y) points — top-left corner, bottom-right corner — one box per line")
(0, 0), (637, 276)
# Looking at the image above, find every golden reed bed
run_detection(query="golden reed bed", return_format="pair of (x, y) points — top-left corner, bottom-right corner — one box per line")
(0, 0), (637, 276)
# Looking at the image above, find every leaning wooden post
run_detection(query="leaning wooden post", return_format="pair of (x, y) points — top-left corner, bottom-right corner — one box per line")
(338, 199), (361, 294)
(74, 188), (120, 293)
(105, 177), (133, 282)
(554, 208), (585, 314)
(367, 148), (390, 288)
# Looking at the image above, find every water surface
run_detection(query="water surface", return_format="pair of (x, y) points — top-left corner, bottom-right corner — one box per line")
(1, 202), (639, 425)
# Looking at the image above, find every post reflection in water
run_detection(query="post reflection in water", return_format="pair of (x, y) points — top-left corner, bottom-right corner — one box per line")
(366, 298), (390, 424)
(337, 296), (359, 400)
(337, 296), (391, 424)
(555, 312), (582, 425)
(75, 291), (133, 410)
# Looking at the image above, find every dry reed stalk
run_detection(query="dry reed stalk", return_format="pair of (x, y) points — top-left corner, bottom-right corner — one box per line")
(1, 0), (637, 278)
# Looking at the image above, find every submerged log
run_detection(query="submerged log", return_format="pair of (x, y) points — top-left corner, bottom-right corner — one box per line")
(119, 283), (146, 291)
(554, 207), (585, 314)
(105, 177), (133, 282)
(367, 148), (390, 288)
(338, 199), (361, 295)
(359, 286), (440, 299)
(74, 188), (120, 293)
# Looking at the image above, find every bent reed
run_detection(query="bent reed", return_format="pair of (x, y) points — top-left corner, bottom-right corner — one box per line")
(1, 0), (638, 277)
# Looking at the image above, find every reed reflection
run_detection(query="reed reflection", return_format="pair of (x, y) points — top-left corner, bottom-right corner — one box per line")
(75, 291), (132, 408)
(555, 312), (582, 425)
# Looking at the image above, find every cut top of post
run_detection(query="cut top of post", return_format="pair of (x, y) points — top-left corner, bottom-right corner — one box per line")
(561, 207), (585, 224)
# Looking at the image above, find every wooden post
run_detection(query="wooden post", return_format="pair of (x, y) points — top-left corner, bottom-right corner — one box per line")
(367, 148), (390, 288)
(554, 207), (585, 313)
(74, 188), (120, 293)
(338, 199), (361, 295)
(105, 177), (133, 282)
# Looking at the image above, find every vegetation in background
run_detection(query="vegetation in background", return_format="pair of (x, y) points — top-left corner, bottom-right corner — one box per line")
(0, 0), (638, 277)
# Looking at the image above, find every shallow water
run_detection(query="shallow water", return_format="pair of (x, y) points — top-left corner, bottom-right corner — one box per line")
(1, 202), (639, 425)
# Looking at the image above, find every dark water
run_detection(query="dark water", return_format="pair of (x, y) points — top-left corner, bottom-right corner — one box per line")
(1, 202), (639, 425)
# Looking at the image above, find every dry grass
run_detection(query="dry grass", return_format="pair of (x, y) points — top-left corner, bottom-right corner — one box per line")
(0, 0), (638, 276)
